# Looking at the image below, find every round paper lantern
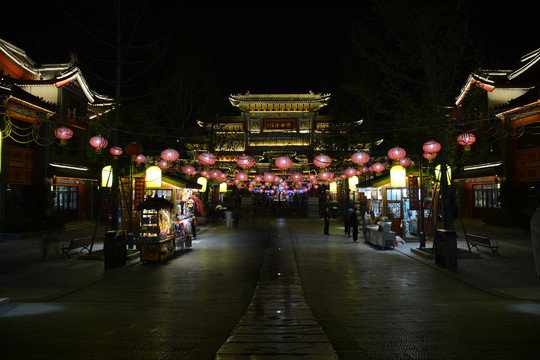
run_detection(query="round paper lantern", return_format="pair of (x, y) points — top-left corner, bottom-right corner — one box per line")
(371, 162), (385, 172)
(134, 154), (146, 164)
(457, 133), (476, 146)
(254, 175), (263, 182)
(161, 148), (179, 162)
(263, 173), (276, 182)
(423, 140), (441, 153)
(340, 173), (347, 179)
(210, 169), (223, 179)
(197, 152), (217, 166)
(291, 172), (303, 182)
(344, 167), (357, 177)
(235, 172), (248, 181)
(125, 142), (143, 156)
(390, 165), (406, 187)
(200, 170), (210, 178)
(313, 154), (332, 168)
(55, 126), (73, 145)
(89, 135), (108, 152)
(237, 155), (255, 168)
(109, 146), (123, 157)
(423, 152), (437, 160)
(275, 155), (293, 169)
(399, 157), (411, 167)
(318, 171), (332, 180)
(157, 160), (169, 169)
(308, 174), (317, 181)
(182, 165), (196, 175)
(351, 151), (370, 165)
(388, 146), (406, 160)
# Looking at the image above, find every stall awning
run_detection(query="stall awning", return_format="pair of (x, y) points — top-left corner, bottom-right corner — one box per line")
(453, 163), (503, 181)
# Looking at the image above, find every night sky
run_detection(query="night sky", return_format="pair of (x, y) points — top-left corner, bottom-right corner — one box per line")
(1, 1), (537, 100)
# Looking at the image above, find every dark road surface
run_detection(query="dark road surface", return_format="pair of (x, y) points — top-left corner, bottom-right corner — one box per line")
(1, 216), (539, 359)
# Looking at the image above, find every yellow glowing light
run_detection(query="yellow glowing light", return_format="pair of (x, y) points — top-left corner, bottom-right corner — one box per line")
(146, 166), (162, 188)
(435, 164), (452, 184)
(329, 182), (337, 193)
(219, 183), (228, 193)
(102, 165), (113, 187)
(390, 165), (406, 187)
(197, 177), (207, 192)
(348, 175), (359, 189)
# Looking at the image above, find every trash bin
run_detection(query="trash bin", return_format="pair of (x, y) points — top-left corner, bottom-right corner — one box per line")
(104, 230), (127, 268)
(434, 229), (457, 269)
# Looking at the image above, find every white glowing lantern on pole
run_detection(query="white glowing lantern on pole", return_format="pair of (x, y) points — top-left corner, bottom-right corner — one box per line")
(435, 164), (452, 185)
(329, 182), (337, 193)
(145, 166), (162, 188)
(348, 175), (359, 189)
(197, 177), (207, 192)
(390, 165), (406, 187)
(219, 183), (228, 193)
(102, 165), (113, 188)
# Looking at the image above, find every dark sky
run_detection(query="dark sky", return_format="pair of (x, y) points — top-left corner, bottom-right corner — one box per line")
(1, 1), (537, 99)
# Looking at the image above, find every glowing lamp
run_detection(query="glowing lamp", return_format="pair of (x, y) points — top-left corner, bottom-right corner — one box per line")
(435, 164), (452, 185)
(109, 146), (123, 157)
(55, 126), (73, 145)
(89, 135), (108, 153)
(390, 165), (406, 187)
(318, 171), (332, 180)
(329, 182), (337, 192)
(340, 173), (347, 179)
(275, 156), (293, 169)
(388, 146), (406, 160)
(146, 166), (162, 188)
(399, 157), (411, 167)
(210, 169), (222, 179)
(351, 151), (370, 165)
(371, 162), (385, 172)
(344, 167), (357, 177)
(313, 154), (332, 168)
(457, 133), (476, 146)
(263, 173), (276, 182)
(219, 183), (228, 193)
(423, 152), (437, 160)
(157, 160), (169, 169)
(101, 165), (113, 187)
(182, 165), (196, 175)
(423, 140), (441, 153)
(197, 152), (217, 165)
(197, 177), (207, 192)
(291, 172), (303, 182)
(348, 175), (359, 189)
(237, 155), (255, 168)
(236, 172), (248, 181)
(254, 175), (263, 182)
(134, 154), (146, 164)
(308, 174), (317, 181)
(161, 148), (179, 162)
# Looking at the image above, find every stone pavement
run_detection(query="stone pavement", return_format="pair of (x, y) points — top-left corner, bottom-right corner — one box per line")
(1, 216), (539, 359)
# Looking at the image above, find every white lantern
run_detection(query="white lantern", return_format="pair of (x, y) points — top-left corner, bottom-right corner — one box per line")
(145, 166), (162, 188)
(390, 165), (406, 187)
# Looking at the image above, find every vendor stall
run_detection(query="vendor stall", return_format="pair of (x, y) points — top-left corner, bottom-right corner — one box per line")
(137, 196), (176, 262)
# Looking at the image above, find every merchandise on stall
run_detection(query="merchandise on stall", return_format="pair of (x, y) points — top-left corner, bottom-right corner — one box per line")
(137, 196), (176, 262)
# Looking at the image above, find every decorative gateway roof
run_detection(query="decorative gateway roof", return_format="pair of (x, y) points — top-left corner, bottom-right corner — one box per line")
(229, 91), (331, 112)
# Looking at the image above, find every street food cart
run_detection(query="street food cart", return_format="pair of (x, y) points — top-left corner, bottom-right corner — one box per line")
(137, 196), (176, 262)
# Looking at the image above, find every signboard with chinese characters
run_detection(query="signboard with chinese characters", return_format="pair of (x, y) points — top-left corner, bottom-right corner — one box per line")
(264, 118), (295, 131)
(408, 176), (420, 210)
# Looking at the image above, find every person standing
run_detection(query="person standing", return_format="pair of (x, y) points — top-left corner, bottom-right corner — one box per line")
(232, 207), (241, 229)
(324, 207), (330, 235)
(350, 207), (358, 242)
(190, 213), (197, 239)
(344, 207), (353, 237)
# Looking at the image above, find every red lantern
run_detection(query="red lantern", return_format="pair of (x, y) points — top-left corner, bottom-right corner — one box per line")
(197, 152), (217, 166)
(340, 173), (347, 179)
(89, 135), (108, 153)
(423, 140), (441, 153)
(344, 167), (357, 177)
(236, 172), (248, 181)
(371, 162), (385, 172)
(237, 155), (255, 168)
(263, 173), (276, 182)
(254, 175), (263, 182)
(135, 154), (146, 164)
(423, 152), (437, 160)
(399, 157), (411, 167)
(157, 160), (169, 169)
(313, 154), (332, 168)
(457, 133), (476, 146)
(275, 156), (293, 169)
(388, 146), (406, 160)
(55, 126), (73, 145)
(161, 148), (179, 162)
(125, 142), (143, 156)
(210, 169), (222, 179)
(109, 146), (123, 157)
(182, 165), (196, 175)
(351, 151), (370, 164)
(318, 171), (332, 180)
(291, 173), (303, 182)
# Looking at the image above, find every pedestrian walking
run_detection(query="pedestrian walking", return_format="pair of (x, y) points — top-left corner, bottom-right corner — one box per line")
(350, 207), (358, 242)
(232, 207), (241, 229)
(324, 207), (330, 235)
(190, 213), (197, 239)
(344, 207), (353, 237)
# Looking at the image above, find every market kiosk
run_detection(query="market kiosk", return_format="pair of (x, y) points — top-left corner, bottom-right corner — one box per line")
(137, 196), (176, 262)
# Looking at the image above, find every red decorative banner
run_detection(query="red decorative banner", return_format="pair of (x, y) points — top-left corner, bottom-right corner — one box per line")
(134, 177), (146, 209)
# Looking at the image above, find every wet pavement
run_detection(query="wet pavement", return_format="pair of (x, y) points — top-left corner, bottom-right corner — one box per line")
(1, 216), (539, 359)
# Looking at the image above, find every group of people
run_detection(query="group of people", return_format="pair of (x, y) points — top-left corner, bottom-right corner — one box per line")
(324, 206), (360, 242)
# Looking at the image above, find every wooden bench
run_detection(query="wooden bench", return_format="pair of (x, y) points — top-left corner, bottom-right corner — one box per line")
(61, 236), (92, 258)
(467, 233), (500, 256)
